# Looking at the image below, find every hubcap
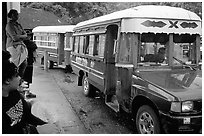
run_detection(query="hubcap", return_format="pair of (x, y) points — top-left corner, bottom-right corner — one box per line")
(138, 112), (154, 134)
(83, 77), (89, 94)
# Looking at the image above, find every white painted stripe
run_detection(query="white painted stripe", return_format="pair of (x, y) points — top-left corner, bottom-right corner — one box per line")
(71, 61), (104, 76)
(116, 63), (134, 68)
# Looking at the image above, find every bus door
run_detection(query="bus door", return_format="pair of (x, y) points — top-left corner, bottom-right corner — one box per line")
(104, 25), (119, 112)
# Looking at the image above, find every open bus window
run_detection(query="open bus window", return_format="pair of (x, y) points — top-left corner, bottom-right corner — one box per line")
(173, 43), (191, 65)
(93, 34), (105, 57)
(47, 34), (57, 47)
(93, 35), (99, 56)
(89, 35), (94, 55)
(118, 33), (131, 63)
(79, 36), (84, 54)
(173, 34), (199, 66)
(74, 36), (80, 53)
(84, 36), (89, 54)
(137, 33), (168, 67)
(173, 43), (199, 66)
(138, 42), (167, 66)
(98, 34), (106, 57)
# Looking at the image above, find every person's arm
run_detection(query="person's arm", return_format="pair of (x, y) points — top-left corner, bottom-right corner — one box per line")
(18, 23), (28, 40)
(6, 22), (27, 42)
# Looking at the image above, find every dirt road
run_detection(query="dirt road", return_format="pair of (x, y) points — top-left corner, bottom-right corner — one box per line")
(48, 68), (136, 134)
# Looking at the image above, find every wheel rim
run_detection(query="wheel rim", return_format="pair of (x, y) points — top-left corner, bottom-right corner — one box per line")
(83, 77), (89, 94)
(138, 112), (155, 134)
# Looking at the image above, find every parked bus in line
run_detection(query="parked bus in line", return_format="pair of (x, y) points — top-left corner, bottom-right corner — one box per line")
(71, 5), (202, 134)
(32, 25), (75, 71)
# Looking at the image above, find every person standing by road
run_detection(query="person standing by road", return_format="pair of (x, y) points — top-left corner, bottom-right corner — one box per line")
(6, 9), (28, 84)
(23, 31), (38, 98)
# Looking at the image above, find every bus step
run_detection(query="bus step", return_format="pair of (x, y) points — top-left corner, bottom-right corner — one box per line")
(105, 95), (119, 112)
(106, 102), (119, 112)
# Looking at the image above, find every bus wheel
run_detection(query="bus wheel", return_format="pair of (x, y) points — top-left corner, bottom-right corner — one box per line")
(48, 61), (54, 69)
(82, 75), (95, 97)
(41, 57), (44, 65)
(136, 105), (160, 134)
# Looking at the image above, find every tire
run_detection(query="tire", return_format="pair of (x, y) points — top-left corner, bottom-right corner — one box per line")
(41, 57), (44, 65)
(82, 75), (95, 97)
(48, 61), (54, 69)
(136, 105), (160, 134)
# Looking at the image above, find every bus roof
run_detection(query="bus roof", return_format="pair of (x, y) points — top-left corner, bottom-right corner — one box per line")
(32, 25), (75, 33)
(75, 5), (201, 35)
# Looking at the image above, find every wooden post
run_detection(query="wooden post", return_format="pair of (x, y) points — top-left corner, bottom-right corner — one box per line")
(2, 2), (7, 51)
(132, 33), (138, 69)
(195, 35), (201, 64)
(44, 50), (48, 71)
(167, 34), (174, 66)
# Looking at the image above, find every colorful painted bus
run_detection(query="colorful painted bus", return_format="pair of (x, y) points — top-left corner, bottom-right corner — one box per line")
(71, 5), (202, 133)
(32, 25), (75, 70)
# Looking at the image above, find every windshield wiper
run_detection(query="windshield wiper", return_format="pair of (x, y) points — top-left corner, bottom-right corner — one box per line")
(173, 57), (196, 71)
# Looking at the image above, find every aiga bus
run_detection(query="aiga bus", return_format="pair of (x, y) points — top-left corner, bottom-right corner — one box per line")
(71, 5), (202, 133)
(32, 25), (75, 71)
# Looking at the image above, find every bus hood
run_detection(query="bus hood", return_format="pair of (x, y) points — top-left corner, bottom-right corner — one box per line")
(137, 69), (202, 101)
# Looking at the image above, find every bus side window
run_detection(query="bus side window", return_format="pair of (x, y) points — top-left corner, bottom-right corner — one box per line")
(69, 37), (73, 50)
(72, 36), (75, 52)
(74, 36), (80, 53)
(79, 36), (84, 54)
(89, 35), (94, 55)
(93, 35), (99, 56)
(119, 33), (131, 63)
(84, 36), (89, 54)
(98, 34), (106, 57)
(48, 36), (51, 46)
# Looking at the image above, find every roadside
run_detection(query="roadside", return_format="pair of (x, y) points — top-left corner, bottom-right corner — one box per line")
(28, 64), (89, 134)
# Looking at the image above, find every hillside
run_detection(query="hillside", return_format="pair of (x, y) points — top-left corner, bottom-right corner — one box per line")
(19, 7), (67, 29)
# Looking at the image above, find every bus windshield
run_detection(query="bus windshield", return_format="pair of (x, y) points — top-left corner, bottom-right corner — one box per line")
(137, 33), (201, 68)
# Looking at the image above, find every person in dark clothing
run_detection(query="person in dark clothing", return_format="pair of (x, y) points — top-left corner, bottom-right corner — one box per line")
(2, 50), (60, 134)
(2, 50), (46, 134)
(144, 47), (166, 63)
(23, 31), (37, 98)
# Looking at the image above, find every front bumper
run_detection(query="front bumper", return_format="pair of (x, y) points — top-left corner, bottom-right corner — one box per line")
(160, 112), (202, 134)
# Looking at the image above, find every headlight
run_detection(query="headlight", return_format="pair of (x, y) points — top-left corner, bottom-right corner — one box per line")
(182, 101), (194, 112)
(171, 101), (194, 112)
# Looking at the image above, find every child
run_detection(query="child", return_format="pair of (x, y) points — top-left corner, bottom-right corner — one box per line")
(2, 50), (59, 134)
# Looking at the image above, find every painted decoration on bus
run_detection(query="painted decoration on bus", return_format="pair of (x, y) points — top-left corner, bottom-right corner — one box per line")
(121, 19), (201, 34)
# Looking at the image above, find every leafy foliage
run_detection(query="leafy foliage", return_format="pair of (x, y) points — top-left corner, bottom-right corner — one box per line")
(21, 2), (202, 25)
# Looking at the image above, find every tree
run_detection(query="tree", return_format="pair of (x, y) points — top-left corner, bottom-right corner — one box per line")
(20, 2), (202, 24)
